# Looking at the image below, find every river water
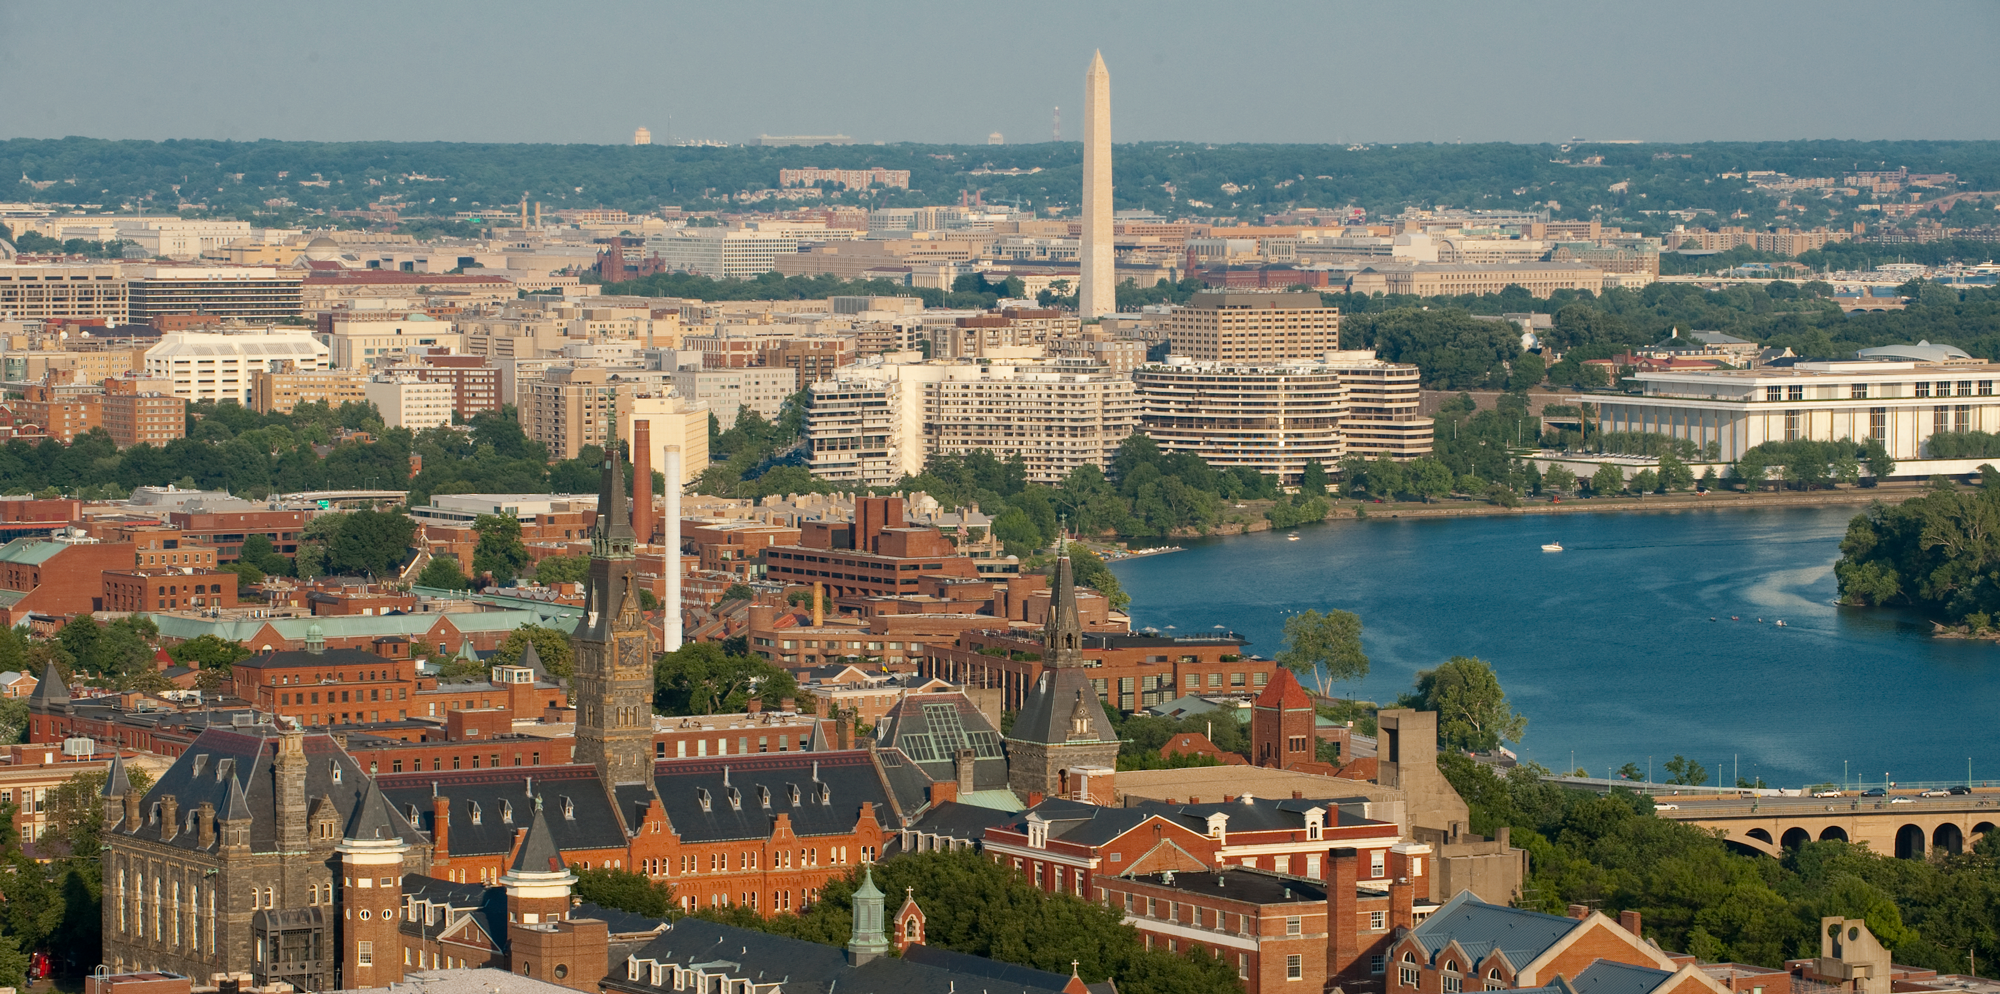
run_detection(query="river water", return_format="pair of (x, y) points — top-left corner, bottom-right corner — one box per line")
(1108, 505), (2000, 789)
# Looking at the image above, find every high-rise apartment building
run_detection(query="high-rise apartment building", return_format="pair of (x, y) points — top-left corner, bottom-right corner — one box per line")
(403, 354), (500, 419)
(363, 374), (455, 430)
(1164, 292), (1343, 364)
(519, 365), (631, 460)
(1323, 352), (1434, 460)
(249, 367), (369, 415)
(670, 367), (798, 430)
(100, 376), (186, 448)
(803, 359), (1138, 487)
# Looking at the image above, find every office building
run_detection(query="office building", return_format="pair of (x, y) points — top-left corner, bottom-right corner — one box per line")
(1347, 262), (1605, 299)
(125, 267), (304, 323)
(405, 353), (501, 419)
(1165, 292), (1343, 364)
(645, 227), (801, 280)
(363, 374), (455, 430)
(314, 312), (462, 368)
(626, 394), (711, 489)
(0, 264), (129, 324)
(143, 330), (330, 405)
(670, 366), (797, 430)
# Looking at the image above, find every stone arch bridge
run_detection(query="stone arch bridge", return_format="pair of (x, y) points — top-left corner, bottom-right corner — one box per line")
(1656, 795), (2000, 859)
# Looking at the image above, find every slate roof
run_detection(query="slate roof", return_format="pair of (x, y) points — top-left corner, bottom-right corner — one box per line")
(1122, 867), (1326, 904)
(648, 752), (898, 845)
(873, 692), (1010, 792)
(510, 800), (566, 873)
(134, 724), (427, 853)
(613, 917), (1078, 994)
(379, 764), (629, 858)
(402, 872), (508, 953)
(907, 799), (1020, 842)
(1007, 670), (1118, 748)
(27, 660), (68, 712)
(1409, 891), (1582, 969)
(1571, 961), (1678, 994)
(1142, 794), (1385, 833)
(1002, 797), (1162, 846)
(251, 646), (407, 670)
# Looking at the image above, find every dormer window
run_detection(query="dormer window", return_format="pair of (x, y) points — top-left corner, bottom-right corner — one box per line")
(1305, 807), (1325, 841)
(1206, 812), (1228, 842)
(1026, 816), (1048, 849)
(726, 787), (742, 812)
(330, 763), (342, 784)
(788, 784), (801, 807)
(501, 800), (514, 825)
(758, 785), (771, 810)
(468, 801), (482, 826)
(561, 796), (575, 820)
(697, 788), (711, 813)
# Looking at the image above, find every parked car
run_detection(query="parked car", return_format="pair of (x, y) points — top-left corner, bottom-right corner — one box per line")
(1813, 789), (1844, 798)
(1862, 787), (1887, 797)
(1890, 796), (1915, 804)
(1920, 788), (1951, 797)
(1949, 785), (1974, 795)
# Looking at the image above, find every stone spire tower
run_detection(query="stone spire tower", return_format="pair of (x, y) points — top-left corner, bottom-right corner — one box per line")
(572, 439), (655, 787)
(1002, 552), (1120, 801)
(1079, 49), (1115, 320)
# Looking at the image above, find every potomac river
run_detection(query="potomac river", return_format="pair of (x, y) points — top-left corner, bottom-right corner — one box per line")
(1108, 505), (2000, 789)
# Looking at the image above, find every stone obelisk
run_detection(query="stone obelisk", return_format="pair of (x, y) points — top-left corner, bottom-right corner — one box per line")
(1079, 50), (1114, 320)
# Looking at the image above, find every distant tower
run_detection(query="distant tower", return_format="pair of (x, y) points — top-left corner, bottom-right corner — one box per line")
(634, 126), (653, 146)
(338, 780), (411, 990)
(572, 438), (655, 786)
(1052, 106), (1060, 142)
(1079, 51), (1114, 319)
(1002, 552), (1120, 800)
(988, 131), (1004, 146)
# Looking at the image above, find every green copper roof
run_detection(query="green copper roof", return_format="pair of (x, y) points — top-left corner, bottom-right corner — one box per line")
(0, 540), (68, 567)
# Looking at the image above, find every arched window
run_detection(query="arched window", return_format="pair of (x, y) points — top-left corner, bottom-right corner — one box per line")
(904, 917), (919, 940)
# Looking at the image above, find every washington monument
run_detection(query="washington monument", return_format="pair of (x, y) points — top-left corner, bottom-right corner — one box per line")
(1080, 50), (1114, 320)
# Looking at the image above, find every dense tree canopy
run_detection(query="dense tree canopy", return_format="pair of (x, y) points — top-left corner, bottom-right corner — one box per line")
(1836, 478), (2000, 625)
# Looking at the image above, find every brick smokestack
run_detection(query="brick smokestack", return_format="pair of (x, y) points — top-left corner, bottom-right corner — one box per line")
(1327, 848), (1361, 984)
(633, 420), (653, 545)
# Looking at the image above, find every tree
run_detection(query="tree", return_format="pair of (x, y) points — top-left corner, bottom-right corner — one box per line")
(654, 641), (799, 715)
(1590, 463), (1626, 496)
(1618, 762), (1643, 781)
(1410, 457), (1454, 502)
(1543, 465), (1577, 495)
(1299, 459), (1329, 497)
(720, 583), (755, 602)
(1663, 754), (1709, 786)
(323, 509), (418, 578)
(532, 555), (589, 586)
(167, 634), (250, 673)
(1630, 468), (1660, 496)
(1509, 354), (1547, 392)
(574, 867), (679, 919)
(1064, 542), (1129, 611)
(471, 513), (530, 585)
(489, 625), (573, 682)
(416, 555), (471, 590)
(237, 532), (289, 575)
(1401, 656), (1526, 753)
(1276, 609), (1368, 698)
(1658, 453), (1695, 492)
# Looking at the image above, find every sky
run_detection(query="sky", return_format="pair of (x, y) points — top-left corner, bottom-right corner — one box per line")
(2, 0), (1997, 147)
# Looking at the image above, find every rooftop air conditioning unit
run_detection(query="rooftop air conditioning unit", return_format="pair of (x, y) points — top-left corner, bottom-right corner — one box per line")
(61, 736), (96, 758)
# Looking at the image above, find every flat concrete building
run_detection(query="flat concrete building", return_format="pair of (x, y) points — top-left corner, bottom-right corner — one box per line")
(0, 263), (129, 325)
(126, 266), (303, 323)
(364, 374), (455, 430)
(143, 329), (330, 405)
(250, 367), (369, 415)
(1166, 292), (1343, 364)
(1347, 262), (1605, 299)
(670, 366), (797, 430)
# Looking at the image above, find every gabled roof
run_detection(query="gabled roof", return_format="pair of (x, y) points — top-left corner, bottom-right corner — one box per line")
(380, 765), (628, 857)
(617, 917), (1078, 994)
(1254, 667), (1314, 710)
(647, 752), (895, 845)
(873, 691), (1009, 791)
(1571, 961), (1681, 994)
(102, 752), (132, 798)
(1410, 890), (1581, 969)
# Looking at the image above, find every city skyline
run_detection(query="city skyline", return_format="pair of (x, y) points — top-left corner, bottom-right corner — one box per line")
(0, 1), (1996, 146)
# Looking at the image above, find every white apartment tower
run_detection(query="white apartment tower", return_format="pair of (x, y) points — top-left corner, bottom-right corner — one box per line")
(1079, 50), (1115, 320)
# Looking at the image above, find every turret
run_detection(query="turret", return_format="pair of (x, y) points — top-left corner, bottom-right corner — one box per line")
(500, 799), (574, 924)
(338, 779), (411, 990)
(100, 752), (133, 829)
(846, 863), (891, 965)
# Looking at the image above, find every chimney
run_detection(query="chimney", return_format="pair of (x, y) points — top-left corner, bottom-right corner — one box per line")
(432, 794), (451, 862)
(275, 725), (309, 851)
(812, 582), (825, 628)
(124, 789), (141, 832)
(833, 716), (850, 751)
(159, 795), (179, 842)
(1390, 842), (1432, 905)
(1327, 848), (1362, 983)
(1619, 910), (1642, 937)
(196, 801), (215, 849)
(780, 697), (796, 712)
(633, 420), (654, 545)
(955, 748), (976, 795)
(747, 698), (763, 715)
(1568, 904), (1590, 920)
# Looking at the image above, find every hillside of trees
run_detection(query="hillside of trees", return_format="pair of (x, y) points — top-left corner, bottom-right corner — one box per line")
(7, 137), (1996, 229)
(1836, 475), (2000, 628)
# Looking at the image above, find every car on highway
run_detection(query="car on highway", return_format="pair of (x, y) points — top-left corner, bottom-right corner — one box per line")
(1655, 803), (1679, 810)
(1890, 796), (1915, 804)
(1813, 789), (1844, 798)
(1920, 788), (1951, 797)
(1950, 785), (1974, 795)
(1861, 787), (1887, 797)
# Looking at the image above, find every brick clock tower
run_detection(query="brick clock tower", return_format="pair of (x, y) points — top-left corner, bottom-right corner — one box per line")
(338, 780), (411, 990)
(572, 438), (656, 787)
(1003, 553), (1120, 800)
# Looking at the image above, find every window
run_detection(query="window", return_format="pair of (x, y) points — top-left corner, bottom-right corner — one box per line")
(1240, 954), (1250, 980)
(1287, 955), (1304, 981)
(1851, 383), (1868, 400)
(1444, 975), (1462, 993)
(1371, 910), (1387, 930)
(358, 941), (373, 967)
(1785, 410), (1801, 440)
(1371, 955), (1387, 975)
(1936, 405), (1951, 435)
(1983, 381), (1995, 397)
(1917, 381), (1932, 398)
(1400, 953), (1419, 988)
(1766, 385), (1783, 402)
(1286, 916), (1302, 936)
(1960, 381), (1976, 397)
(1869, 407), (1887, 441)
(1956, 405), (1971, 433)
(1787, 384), (1804, 401)
(1371, 850), (1386, 877)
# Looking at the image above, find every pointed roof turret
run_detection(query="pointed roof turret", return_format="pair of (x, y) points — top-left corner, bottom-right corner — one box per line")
(511, 797), (566, 875)
(847, 863), (891, 964)
(27, 659), (70, 714)
(222, 770), (252, 823)
(517, 638), (550, 681)
(593, 436), (636, 556)
(1041, 552), (1084, 668)
(342, 777), (402, 842)
(101, 752), (132, 799)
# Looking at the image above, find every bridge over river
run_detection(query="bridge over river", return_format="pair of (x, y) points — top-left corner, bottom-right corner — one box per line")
(1654, 794), (1998, 858)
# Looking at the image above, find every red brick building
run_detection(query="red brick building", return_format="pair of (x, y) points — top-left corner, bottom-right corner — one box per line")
(100, 376), (186, 449)
(1377, 889), (1694, 994)
(408, 353), (501, 419)
(166, 506), (307, 560)
(1252, 667), (1317, 769)
(761, 501), (980, 599)
(0, 535), (135, 626)
(101, 567), (238, 613)
(922, 627), (1274, 713)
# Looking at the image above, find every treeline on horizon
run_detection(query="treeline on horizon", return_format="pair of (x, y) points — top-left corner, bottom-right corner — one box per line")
(7, 137), (1996, 229)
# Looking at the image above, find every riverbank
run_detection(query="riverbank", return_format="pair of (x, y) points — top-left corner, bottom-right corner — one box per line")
(1175, 485), (1918, 537)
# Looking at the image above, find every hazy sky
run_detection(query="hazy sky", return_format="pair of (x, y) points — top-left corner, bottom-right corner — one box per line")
(3, 1), (1997, 146)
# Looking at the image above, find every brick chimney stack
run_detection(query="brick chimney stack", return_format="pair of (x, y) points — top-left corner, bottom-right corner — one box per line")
(633, 421), (653, 545)
(1327, 847), (1362, 983)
